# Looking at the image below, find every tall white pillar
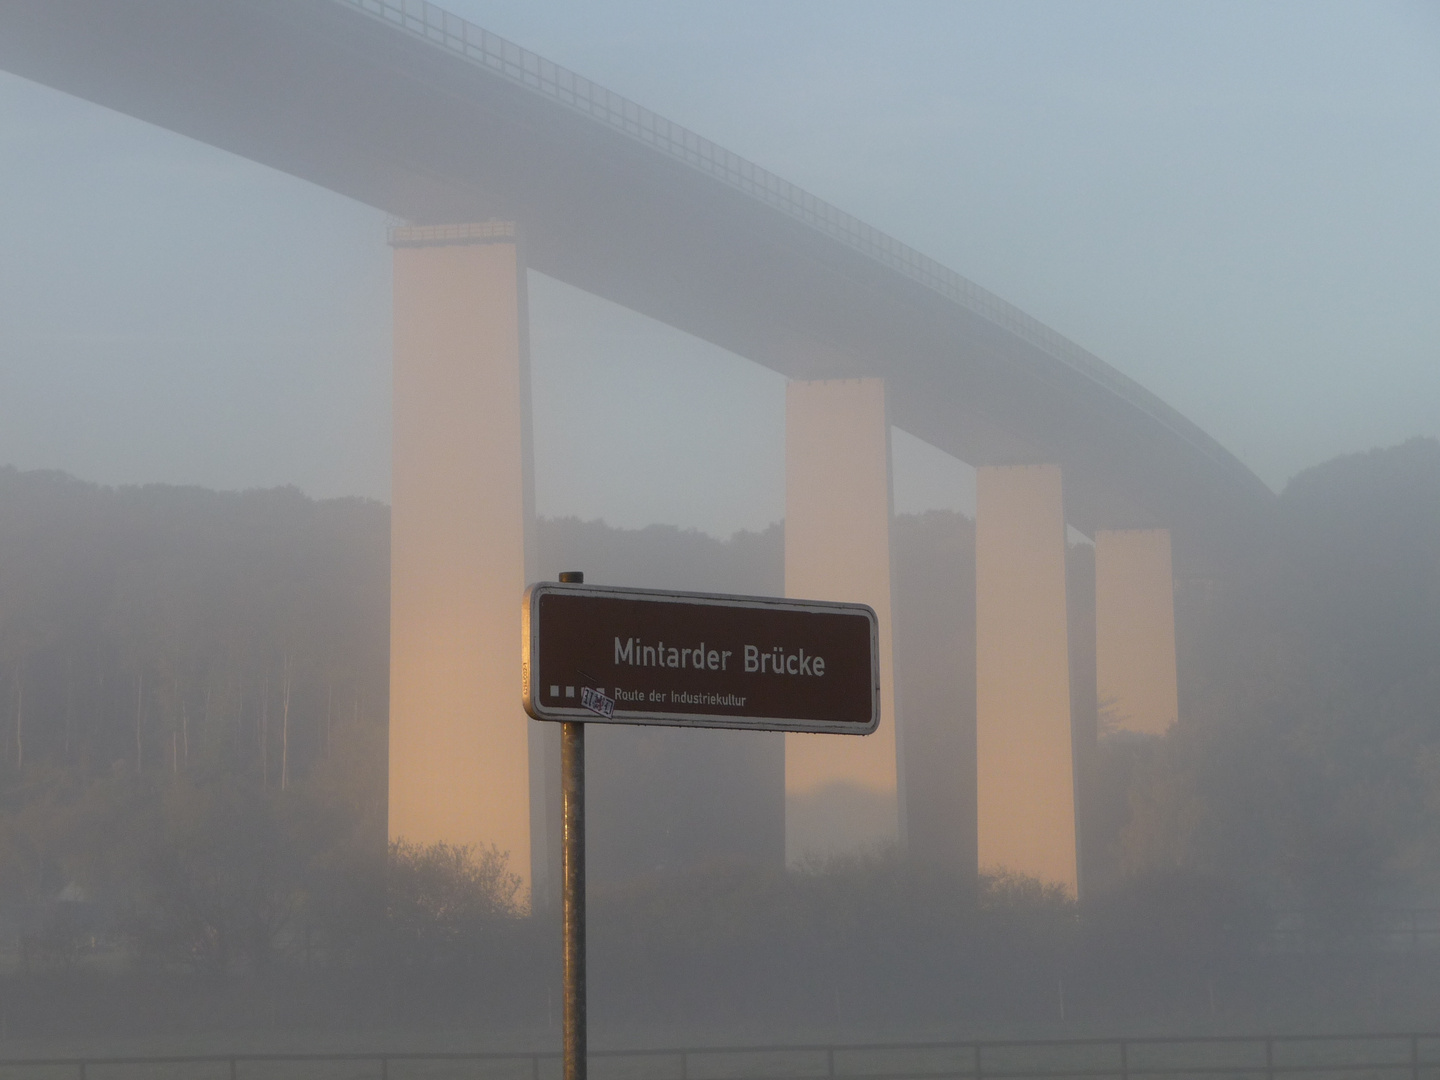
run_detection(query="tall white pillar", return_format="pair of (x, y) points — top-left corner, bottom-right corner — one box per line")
(975, 464), (1077, 894)
(784, 378), (901, 863)
(389, 222), (541, 894)
(1095, 528), (1178, 736)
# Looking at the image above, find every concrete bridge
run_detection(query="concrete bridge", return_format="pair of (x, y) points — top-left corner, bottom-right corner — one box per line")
(0, 0), (1274, 901)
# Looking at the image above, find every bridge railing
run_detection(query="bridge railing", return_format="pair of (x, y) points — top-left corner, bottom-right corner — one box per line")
(336, 0), (1256, 489)
(5, 1033), (1440, 1080)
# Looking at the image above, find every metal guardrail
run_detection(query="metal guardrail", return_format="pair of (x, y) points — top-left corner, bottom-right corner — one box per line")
(5, 1034), (1440, 1080)
(333, 0), (1262, 492)
(387, 220), (517, 247)
(1270, 909), (1440, 952)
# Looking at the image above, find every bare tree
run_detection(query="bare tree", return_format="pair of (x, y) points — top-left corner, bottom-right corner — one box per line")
(260, 675), (269, 790)
(64, 654), (74, 760)
(14, 674), (23, 770)
(281, 655), (292, 792)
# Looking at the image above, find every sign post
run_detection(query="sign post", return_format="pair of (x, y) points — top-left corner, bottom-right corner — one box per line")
(555, 573), (587, 1080)
(524, 575), (880, 1080)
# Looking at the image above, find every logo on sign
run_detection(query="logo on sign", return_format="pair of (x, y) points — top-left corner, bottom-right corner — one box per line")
(580, 686), (615, 719)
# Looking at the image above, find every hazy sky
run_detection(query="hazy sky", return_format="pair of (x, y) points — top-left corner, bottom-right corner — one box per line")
(0, 1), (1435, 536)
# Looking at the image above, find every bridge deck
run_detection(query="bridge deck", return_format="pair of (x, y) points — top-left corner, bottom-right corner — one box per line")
(0, 0), (1273, 557)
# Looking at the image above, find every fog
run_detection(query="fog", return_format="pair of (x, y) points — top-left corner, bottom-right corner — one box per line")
(2, 5), (1437, 520)
(0, 0), (1437, 1068)
(2, 449), (1439, 1050)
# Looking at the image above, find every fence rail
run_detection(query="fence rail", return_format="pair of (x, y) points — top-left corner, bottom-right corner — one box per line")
(5, 1034), (1440, 1080)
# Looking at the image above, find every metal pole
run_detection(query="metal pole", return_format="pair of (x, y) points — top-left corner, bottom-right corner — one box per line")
(562, 719), (587, 1080)
(558, 569), (587, 1080)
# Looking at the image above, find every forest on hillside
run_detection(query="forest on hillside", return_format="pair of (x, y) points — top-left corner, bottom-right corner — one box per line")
(0, 439), (1435, 1038)
(1105, 438), (1440, 919)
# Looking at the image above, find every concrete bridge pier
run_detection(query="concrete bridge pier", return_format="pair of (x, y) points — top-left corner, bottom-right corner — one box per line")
(783, 378), (902, 864)
(1094, 528), (1179, 736)
(975, 464), (1078, 895)
(388, 222), (551, 902)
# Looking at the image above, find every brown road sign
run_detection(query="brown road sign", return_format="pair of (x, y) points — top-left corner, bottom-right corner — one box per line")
(522, 582), (879, 734)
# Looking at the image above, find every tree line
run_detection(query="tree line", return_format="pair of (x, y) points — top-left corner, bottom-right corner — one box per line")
(0, 439), (1436, 1039)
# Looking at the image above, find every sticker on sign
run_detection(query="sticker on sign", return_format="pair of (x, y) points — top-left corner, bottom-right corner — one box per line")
(521, 582), (880, 734)
(579, 686), (615, 719)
